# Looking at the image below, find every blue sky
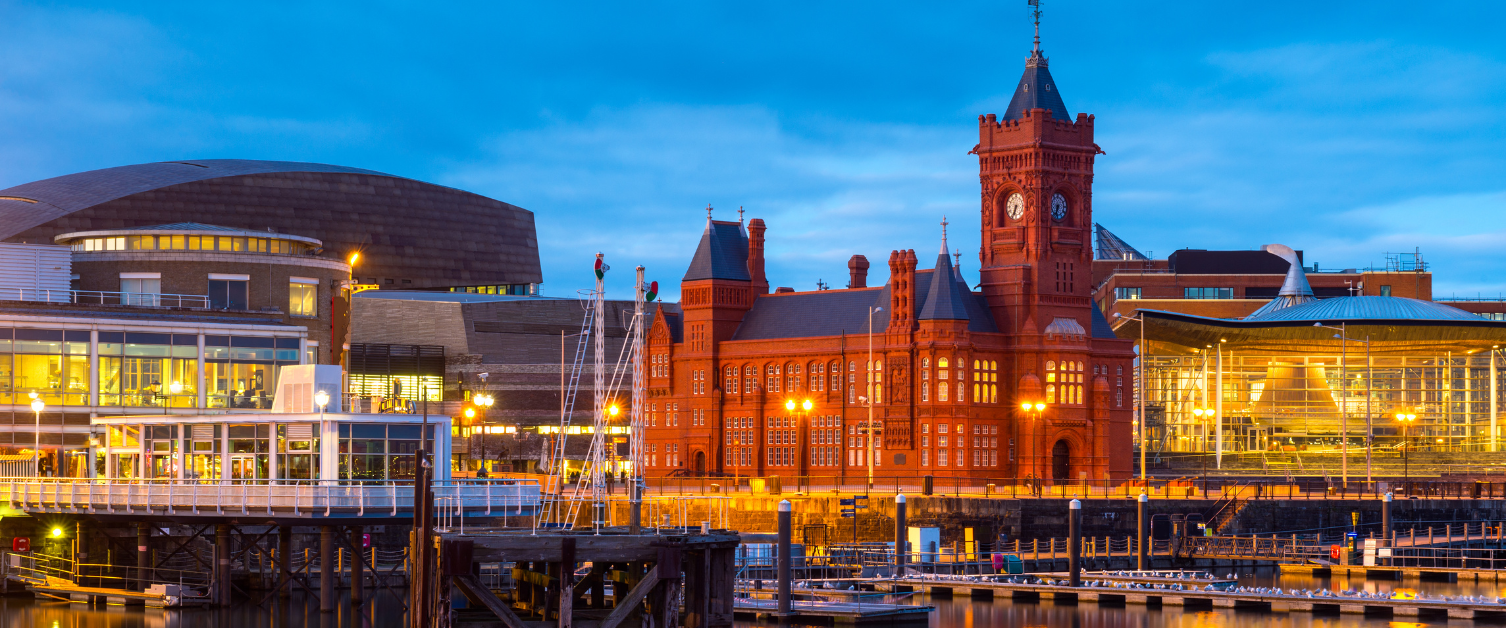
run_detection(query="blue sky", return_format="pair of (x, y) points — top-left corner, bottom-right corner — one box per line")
(1, 1), (1504, 300)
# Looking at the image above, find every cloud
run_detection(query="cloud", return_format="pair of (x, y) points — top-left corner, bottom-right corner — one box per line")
(445, 104), (978, 300)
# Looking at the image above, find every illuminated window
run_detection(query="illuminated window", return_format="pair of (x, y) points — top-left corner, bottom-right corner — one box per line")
(289, 279), (317, 317)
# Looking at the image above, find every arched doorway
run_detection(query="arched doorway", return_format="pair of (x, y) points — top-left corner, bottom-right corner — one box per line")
(694, 451), (706, 475)
(1051, 440), (1071, 481)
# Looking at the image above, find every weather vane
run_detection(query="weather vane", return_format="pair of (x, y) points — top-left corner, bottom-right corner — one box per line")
(1029, 0), (1042, 53)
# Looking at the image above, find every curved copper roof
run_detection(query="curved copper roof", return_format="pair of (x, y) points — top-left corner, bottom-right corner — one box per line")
(0, 159), (540, 289)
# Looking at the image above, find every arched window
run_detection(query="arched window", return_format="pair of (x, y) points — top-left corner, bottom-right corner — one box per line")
(1046, 384), (1056, 404)
(831, 361), (842, 392)
(939, 381), (949, 402)
(725, 366), (738, 394)
(922, 382), (930, 402)
(766, 364), (779, 392)
(809, 362), (821, 392)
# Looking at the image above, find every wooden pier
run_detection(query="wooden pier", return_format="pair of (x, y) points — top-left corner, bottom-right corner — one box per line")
(869, 575), (1506, 620)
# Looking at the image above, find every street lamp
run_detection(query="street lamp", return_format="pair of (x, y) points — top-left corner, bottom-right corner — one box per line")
(866, 306), (883, 489)
(784, 398), (815, 484)
(1020, 401), (1046, 493)
(30, 392), (44, 477)
(1112, 311), (1149, 485)
(1192, 407), (1213, 489)
(1396, 411), (1417, 491)
(1315, 322), (1373, 487)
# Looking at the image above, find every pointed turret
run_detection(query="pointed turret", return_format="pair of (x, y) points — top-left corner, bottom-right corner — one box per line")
(919, 243), (969, 321)
(1002, 7), (1070, 122)
(682, 214), (751, 282)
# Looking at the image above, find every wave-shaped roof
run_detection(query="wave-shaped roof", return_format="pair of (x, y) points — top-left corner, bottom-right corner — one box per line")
(0, 159), (540, 289)
(1249, 296), (1483, 322)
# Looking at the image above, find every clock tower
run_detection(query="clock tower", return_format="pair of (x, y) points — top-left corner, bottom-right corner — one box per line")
(976, 6), (1113, 481)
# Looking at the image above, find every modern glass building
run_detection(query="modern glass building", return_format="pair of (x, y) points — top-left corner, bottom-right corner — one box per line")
(1125, 296), (1506, 455)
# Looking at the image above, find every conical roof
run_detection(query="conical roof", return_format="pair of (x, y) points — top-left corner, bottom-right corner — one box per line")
(1002, 53), (1071, 122)
(919, 252), (969, 321)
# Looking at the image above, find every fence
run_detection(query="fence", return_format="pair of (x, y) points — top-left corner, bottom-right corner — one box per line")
(642, 475), (1506, 502)
(0, 477), (541, 518)
(0, 288), (212, 309)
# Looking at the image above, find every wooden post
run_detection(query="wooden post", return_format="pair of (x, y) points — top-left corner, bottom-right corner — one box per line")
(350, 526), (365, 606)
(320, 526), (335, 612)
(559, 538), (575, 628)
(136, 523), (150, 592)
(278, 526), (292, 599)
(216, 524), (231, 606)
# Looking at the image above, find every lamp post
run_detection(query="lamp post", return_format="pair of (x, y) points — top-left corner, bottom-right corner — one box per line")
(866, 306), (883, 489)
(1317, 323), (1373, 486)
(1192, 407), (1211, 490)
(1112, 311), (1149, 485)
(474, 393), (495, 475)
(785, 398), (814, 487)
(30, 392), (44, 476)
(1020, 401), (1045, 491)
(1396, 411), (1417, 491)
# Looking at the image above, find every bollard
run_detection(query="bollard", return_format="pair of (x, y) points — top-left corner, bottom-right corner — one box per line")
(1068, 499), (1081, 587)
(923, 475), (933, 496)
(895, 494), (907, 577)
(1137, 491), (1148, 571)
(1382, 493), (1392, 543)
(778, 500), (792, 617)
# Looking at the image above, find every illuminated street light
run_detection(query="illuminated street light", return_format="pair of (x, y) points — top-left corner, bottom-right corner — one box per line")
(30, 393), (43, 477)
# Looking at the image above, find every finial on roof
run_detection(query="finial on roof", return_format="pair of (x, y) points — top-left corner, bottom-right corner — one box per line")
(939, 215), (950, 255)
(706, 204), (713, 220)
(738, 206), (745, 224)
(1030, 0), (1041, 53)
(954, 251), (961, 268)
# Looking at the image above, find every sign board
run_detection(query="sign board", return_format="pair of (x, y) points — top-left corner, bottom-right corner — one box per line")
(1362, 539), (1376, 566)
(362, 534), (372, 549)
(11, 537), (28, 552)
(1329, 545), (1341, 561)
(839, 498), (856, 506)
(855, 495), (870, 509)
(840, 509), (856, 518)
(1378, 548), (1392, 557)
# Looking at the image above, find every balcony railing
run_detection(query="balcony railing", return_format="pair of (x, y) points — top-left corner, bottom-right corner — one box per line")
(0, 288), (212, 309)
(1, 477), (542, 518)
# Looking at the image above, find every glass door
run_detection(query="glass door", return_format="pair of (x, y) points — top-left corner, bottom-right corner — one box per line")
(230, 455), (256, 480)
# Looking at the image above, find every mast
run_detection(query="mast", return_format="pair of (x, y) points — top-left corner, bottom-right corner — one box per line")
(630, 266), (646, 532)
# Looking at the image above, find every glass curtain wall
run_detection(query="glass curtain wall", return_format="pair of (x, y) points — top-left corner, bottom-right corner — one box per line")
(0, 329), (91, 405)
(338, 423), (435, 481)
(99, 332), (199, 407)
(205, 336), (300, 409)
(1144, 347), (1506, 454)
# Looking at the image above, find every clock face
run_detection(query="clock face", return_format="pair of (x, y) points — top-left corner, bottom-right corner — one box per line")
(1051, 193), (1068, 221)
(1005, 193), (1025, 221)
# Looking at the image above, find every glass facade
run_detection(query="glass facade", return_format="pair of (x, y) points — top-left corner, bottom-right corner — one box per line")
(339, 423), (437, 480)
(1144, 346), (1506, 454)
(71, 234), (313, 256)
(0, 328), (300, 410)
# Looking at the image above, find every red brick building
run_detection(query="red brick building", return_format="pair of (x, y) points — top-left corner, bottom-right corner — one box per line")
(641, 40), (1137, 483)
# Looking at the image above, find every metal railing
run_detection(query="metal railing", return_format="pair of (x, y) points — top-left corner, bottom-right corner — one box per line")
(0, 477), (542, 517)
(641, 475), (1506, 502)
(0, 288), (212, 309)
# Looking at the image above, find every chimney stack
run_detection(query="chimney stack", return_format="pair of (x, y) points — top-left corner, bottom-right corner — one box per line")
(747, 219), (768, 295)
(848, 255), (870, 288)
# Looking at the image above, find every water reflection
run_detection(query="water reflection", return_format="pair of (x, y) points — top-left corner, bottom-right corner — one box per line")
(0, 590), (406, 628)
(5, 573), (1503, 628)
